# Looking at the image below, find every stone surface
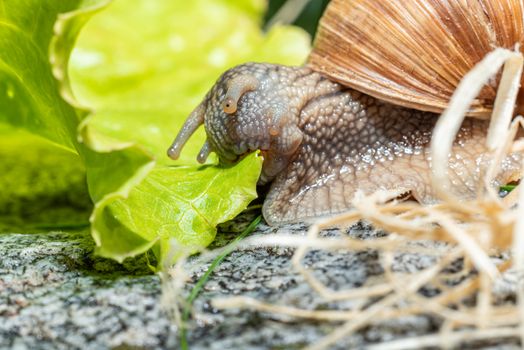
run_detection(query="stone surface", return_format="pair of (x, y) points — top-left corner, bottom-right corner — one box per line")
(0, 216), (520, 350)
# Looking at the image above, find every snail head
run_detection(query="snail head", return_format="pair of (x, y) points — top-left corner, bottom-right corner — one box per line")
(167, 63), (303, 182)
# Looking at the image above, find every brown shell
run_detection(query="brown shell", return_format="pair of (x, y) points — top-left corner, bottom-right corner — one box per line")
(307, 0), (524, 119)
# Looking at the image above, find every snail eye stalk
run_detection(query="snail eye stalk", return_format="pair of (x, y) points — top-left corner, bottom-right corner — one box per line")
(222, 74), (260, 115)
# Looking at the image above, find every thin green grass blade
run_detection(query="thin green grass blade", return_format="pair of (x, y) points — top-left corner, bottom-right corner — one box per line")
(180, 215), (262, 350)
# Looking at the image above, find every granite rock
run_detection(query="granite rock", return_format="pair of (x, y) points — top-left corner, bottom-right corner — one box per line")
(0, 217), (520, 350)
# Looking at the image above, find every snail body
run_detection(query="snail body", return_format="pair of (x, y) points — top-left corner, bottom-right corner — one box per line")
(168, 0), (524, 224)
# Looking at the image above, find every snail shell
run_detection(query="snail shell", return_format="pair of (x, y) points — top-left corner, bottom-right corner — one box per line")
(308, 0), (524, 118)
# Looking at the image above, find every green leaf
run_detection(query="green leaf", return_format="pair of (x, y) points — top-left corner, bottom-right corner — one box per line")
(0, 1), (89, 151)
(500, 184), (517, 192)
(0, 125), (91, 231)
(0, 1), (104, 230)
(93, 153), (262, 263)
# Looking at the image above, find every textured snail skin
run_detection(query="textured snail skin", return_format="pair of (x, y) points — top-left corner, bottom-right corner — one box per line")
(199, 63), (342, 184)
(169, 63), (521, 225)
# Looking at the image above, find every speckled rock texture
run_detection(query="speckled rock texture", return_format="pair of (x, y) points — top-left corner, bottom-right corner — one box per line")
(0, 215), (520, 350)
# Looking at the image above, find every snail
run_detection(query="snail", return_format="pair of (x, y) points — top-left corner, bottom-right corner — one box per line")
(167, 0), (524, 225)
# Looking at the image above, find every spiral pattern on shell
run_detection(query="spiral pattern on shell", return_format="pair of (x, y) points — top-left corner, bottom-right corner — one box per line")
(308, 0), (524, 118)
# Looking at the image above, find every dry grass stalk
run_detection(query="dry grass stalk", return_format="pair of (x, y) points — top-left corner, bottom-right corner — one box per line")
(364, 327), (521, 350)
(160, 240), (194, 327)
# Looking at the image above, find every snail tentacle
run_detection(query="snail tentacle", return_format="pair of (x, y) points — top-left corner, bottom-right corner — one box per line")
(167, 102), (206, 160)
(197, 140), (212, 164)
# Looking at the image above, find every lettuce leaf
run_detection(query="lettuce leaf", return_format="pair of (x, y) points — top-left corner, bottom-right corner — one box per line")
(0, 1), (82, 150)
(0, 125), (91, 231)
(0, 0), (310, 266)
(93, 155), (262, 263)
(0, 1), (97, 229)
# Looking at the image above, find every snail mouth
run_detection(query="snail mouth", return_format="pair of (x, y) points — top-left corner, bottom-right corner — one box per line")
(217, 149), (242, 164)
(228, 150), (256, 163)
(197, 139), (246, 164)
(219, 146), (264, 166)
(221, 151), (252, 165)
